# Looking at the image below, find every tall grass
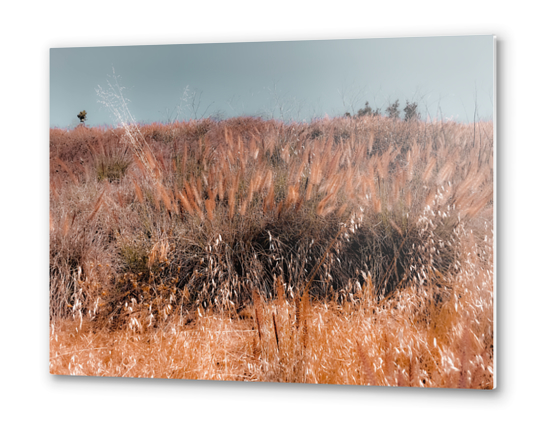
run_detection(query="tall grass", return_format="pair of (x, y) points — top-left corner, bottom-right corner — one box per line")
(50, 115), (494, 388)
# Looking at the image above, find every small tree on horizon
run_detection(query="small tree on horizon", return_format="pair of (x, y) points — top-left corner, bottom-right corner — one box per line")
(357, 101), (381, 118)
(77, 110), (87, 124)
(386, 100), (400, 120)
(404, 101), (420, 122)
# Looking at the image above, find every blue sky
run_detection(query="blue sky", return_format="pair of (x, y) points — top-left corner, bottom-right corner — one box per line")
(50, 35), (494, 128)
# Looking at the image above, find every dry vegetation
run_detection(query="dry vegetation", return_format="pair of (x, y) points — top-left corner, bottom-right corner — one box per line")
(50, 115), (494, 388)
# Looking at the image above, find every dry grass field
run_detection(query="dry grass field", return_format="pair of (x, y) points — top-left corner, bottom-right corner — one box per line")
(49, 115), (494, 388)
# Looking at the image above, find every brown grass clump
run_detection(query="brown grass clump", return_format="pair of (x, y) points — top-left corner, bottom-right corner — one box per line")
(50, 115), (494, 388)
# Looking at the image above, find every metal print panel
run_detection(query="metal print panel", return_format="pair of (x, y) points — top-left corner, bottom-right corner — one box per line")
(50, 35), (495, 388)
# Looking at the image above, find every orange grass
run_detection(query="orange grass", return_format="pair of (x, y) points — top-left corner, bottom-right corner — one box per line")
(50, 267), (493, 387)
(50, 115), (494, 388)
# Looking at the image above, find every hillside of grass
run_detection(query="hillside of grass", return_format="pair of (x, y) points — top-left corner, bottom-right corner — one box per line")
(49, 116), (494, 388)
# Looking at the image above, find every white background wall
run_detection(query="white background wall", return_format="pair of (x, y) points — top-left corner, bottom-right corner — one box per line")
(1, 1), (540, 422)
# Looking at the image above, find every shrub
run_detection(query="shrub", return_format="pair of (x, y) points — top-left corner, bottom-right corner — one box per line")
(357, 101), (381, 117)
(404, 101), (420, 121)
(89, 138), (132, 182)
(386, 100), (401, 119)
(95, 153), (131, 182)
